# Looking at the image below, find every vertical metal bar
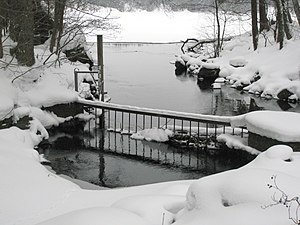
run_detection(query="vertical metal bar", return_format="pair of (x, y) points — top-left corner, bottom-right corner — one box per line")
(143, 115), (145, 130)
(128, 113), (131, 133)
(165, 117), (168, 129)
(197, 121), (200, 149)
(205, 123), (209, 149)
(108, 109), (110, 129)
(121, 112), (124, 131)
(214, 124), (217, 138)
(189, 120), (192, 136)
(158, 116), (160, 129)
(223, 125), (226, 134)
(114, 110), (117, 131)
(135, 114), (138, 133)
(181, 120), (184, 133)
(74, 69), (78, 92)
(241, 128), (244, 138)
(135, 140), (138, 155)
(173, 118), (176, 133)
(150, 116), (153, 128)
(197, 122), (200, 140)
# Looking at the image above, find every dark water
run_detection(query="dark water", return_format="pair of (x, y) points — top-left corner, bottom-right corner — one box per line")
(44, 125), (253, 188)
(44, 43), (298, 188)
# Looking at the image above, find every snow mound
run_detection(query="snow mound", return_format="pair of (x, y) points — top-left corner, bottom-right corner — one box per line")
(112, 195), (185, 225)
(244, 111), (300, 142)
(265, 145), (293, 161)
(229, 57), (248, 67)
(36, 207), (150, 225)
(0, 76), (17, 119)
(131, 128), (174, 142)
(176, 145), (300, 225)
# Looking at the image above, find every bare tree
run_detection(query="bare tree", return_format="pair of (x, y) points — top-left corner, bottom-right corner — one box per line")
(274, 0), (285, 49)
(251, 0), (259, 50)
(282, 0), (292, 40)
(10, 0), (35, 66)
(259, 0), (270, 31)
(50, 0), (67, 53)
(0, 0), (9, 58)
(292, 0), (300, 26)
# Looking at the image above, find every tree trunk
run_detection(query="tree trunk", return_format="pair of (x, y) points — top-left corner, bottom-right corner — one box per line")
(251, 0), (259, 50)
(274, 0), (284, 49)
(0, 0), (9, 58)
(11, 0), (35, 66)
(259, 0), (270, 31)
(215, 0), (221, 57)
(8, 0), (19, 42)
(291, 0), (300, 26)
(282, 0), (292, 39)
(50, 0), (66, 53)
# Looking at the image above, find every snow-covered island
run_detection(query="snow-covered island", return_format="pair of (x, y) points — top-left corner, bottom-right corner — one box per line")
(1, 1), (300, 225)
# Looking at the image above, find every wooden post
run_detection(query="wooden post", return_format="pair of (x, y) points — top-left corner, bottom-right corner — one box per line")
(97, 35), (105, 129)
(97, 35), (104, 102)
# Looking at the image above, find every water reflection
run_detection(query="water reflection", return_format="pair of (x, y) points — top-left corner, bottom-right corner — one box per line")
(44, 121), (254, 188)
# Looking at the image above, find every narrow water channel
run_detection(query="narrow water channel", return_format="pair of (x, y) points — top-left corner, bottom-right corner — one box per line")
(44, 43), (299, 188)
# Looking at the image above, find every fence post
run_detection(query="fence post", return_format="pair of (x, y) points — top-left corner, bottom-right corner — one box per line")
(97, 35), (105, 129)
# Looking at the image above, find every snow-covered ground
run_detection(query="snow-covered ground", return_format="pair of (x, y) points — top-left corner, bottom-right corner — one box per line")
(1, 126), (300, 225)
(1, 5), (300, 225)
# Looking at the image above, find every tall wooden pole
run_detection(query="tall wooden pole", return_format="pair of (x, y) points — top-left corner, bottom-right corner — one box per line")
(97, 35), (105, 129)
(97, 35), (104, 102)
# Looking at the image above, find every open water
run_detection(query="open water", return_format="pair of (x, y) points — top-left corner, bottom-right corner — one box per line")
(43, 43), (299, 188)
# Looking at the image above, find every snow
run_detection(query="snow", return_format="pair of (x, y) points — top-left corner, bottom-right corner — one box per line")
(231, 111), (300, 142)
(217, 133), (260, 155)
(229, 57), (248, 67)
(13, 106), (72, 129)
(175, 145), (300, 225)
(1, 4), (300, 225)
(131, 128), (174, 142)
(1, 127), (300, 225)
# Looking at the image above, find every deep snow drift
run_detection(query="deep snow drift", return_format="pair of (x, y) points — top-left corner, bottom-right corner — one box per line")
(1, 126), (300, 225)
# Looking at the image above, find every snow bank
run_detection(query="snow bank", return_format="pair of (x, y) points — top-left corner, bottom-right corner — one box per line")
(13, 106), (73, 129)
(0, 125), (193, 225)
(1, 124), (300, 225)
(175, 145), (300, 225)
(0, 76), (17, 119)
(231, 111), (300, 142)
(36, 207), (151, 225)
(217, 33), (300, 100)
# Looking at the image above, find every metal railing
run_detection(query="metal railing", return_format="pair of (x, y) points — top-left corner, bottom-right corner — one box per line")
(78, 98), (246, 151)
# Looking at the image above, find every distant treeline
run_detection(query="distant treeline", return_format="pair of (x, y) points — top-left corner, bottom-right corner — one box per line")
(87, 0), (217, 12)
(87, 0), (250, 13)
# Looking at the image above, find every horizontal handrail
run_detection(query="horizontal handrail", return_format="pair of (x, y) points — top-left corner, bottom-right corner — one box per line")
(77, 98), (234, 126)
